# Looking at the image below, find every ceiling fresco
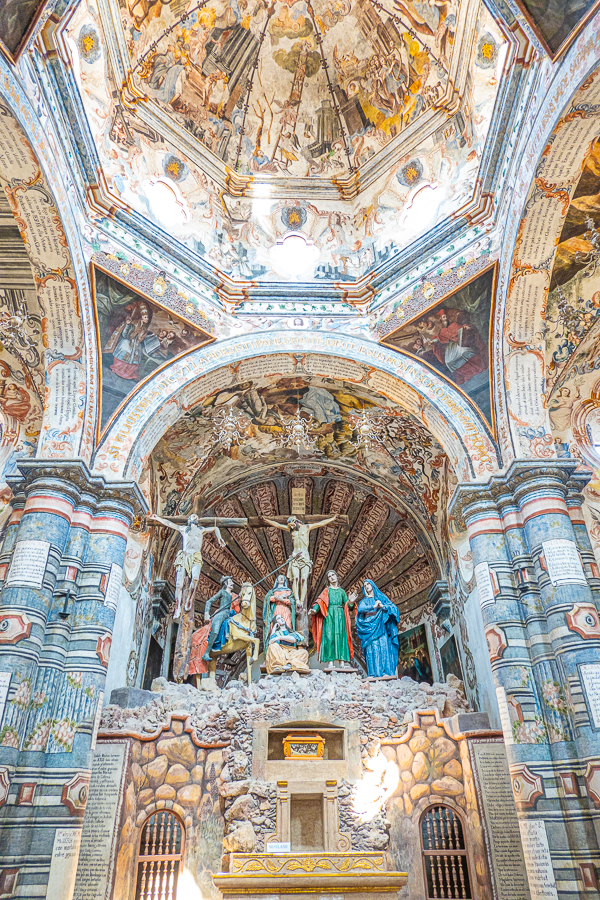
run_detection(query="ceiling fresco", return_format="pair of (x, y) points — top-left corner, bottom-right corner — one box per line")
(147, 367), (449, 537)
(118, 0), (457, 180)
(66, 0), (506, 283)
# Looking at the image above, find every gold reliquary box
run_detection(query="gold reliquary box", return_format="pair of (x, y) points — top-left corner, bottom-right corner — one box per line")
(282, 732), (325, 759)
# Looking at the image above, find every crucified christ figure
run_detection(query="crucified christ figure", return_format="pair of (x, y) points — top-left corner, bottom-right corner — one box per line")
(261, 514), (341, 643)
(149, 513), (226, 621)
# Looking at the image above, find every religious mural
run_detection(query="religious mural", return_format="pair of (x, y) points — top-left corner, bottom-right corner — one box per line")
(148, 363), (448, 536)
(515, 0), (600, 57)
(94, 266), (212, 431)
(66, 1), (506, 282)
(0, 194), (44, 492)
(395, 623), (433, 683)
(543, 139), (600, 470)
(120, 0), (456, 178)
(0, 0), (49, 60)
(382, 265), (496, 424)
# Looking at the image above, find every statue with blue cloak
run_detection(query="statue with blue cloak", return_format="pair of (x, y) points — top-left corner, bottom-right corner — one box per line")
(351, 579), (400, 678)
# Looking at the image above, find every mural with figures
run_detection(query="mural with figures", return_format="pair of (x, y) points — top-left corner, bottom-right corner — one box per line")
(120, 0), (456, 178)
(94, 266), (213, 430)
(543, 138), (600, 470)
(397, 623), (433, 683)
(0, 192), (44, 509)
(146, 364), (450, 535)
(381, 265), (495, 424)
(66, 0), (506, 282)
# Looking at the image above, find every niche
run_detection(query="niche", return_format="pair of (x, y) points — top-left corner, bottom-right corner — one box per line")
(268, 727), (344, 760)
(290, 794), (324, 851)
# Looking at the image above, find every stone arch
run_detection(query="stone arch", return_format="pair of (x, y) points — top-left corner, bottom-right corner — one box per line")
(0, 59), (96, 466)
(93, 332), (498, 484)
(500, 35), (600, 460)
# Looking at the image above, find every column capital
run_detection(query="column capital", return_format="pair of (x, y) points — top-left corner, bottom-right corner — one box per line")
(6, 460), (148, 521)
(448, 459), (581, 529)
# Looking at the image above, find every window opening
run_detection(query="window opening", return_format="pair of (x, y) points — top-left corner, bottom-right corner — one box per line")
(135, 810), (183, 900)
(421, 805), (471, 899)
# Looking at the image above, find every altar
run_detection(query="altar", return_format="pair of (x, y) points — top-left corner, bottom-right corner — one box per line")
(214, 851), (408, 899)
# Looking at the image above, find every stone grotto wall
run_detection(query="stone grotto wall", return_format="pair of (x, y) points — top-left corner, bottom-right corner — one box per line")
(97, 670), (501, 900)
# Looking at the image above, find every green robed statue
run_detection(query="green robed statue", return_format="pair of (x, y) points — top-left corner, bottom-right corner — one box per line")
(309, 569), (355, 670)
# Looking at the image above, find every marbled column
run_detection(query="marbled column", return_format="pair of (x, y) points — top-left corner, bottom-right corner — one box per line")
(450, 461), (600, 900)
(0, 461), (146, 899)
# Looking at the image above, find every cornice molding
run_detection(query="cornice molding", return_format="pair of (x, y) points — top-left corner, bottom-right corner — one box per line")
(448, 459), (582, 527)
(7, 460), (148, 519)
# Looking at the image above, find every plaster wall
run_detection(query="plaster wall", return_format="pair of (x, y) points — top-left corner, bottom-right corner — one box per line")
(104, 584), (137, 702)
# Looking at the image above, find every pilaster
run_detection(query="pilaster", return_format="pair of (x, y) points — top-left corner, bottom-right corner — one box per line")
(0, 461), (146, 899)
(449, 461), (600, 900)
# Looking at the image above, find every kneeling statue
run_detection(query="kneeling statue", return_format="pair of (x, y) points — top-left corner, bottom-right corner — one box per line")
(265, 614), (310, 675)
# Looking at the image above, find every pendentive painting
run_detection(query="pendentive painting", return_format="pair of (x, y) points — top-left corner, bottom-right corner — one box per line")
(397, 624), (433, 685)
(514, 0), (600, 58)
(382, 265), (496, 425)
(93, 266), (212, 433)
(0, 0), (51, 62)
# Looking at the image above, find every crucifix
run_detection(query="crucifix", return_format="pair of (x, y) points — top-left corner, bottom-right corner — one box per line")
(147, 498), (348, 682)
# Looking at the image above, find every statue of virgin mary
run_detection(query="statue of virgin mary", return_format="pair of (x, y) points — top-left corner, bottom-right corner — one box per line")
(353, 579), (399, 678)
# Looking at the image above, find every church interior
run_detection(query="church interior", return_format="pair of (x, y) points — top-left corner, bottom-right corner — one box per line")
(1, 1), (600, 899)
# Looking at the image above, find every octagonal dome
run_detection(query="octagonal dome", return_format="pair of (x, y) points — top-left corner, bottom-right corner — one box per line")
(68, 0), (507, 282)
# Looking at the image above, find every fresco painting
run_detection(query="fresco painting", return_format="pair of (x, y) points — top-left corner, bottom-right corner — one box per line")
(382, 266), (495, 424)
(543, 139), (600, 469)
(94, 267), (212, 431)
(397, 623), (433, 683)
(148, 362), (448, 537)
(66, 0), (506, 282)
(515, 0), (600, 57)
(122, 0), (455, 179)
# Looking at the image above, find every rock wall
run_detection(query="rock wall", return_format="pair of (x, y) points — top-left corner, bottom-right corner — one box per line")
(100, 671), (495, 900)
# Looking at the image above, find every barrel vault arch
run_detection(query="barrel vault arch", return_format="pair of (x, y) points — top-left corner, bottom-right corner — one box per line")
(0, 56), (97, 465)
(93, 331), (499, 485)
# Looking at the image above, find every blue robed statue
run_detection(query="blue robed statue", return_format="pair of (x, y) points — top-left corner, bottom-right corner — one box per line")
(351, 579), (399, 677)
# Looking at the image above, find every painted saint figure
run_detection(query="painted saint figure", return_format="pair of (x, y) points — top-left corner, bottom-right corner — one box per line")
(261, 514), (340, 642)
(265, 614), (311, 675)
(309, 569), (355, 669)
(351, 580), (399, 678)
(263, 573), (296, 637)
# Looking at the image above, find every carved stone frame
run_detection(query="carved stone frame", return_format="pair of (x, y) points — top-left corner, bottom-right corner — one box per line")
(265, 779), (351, 852)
